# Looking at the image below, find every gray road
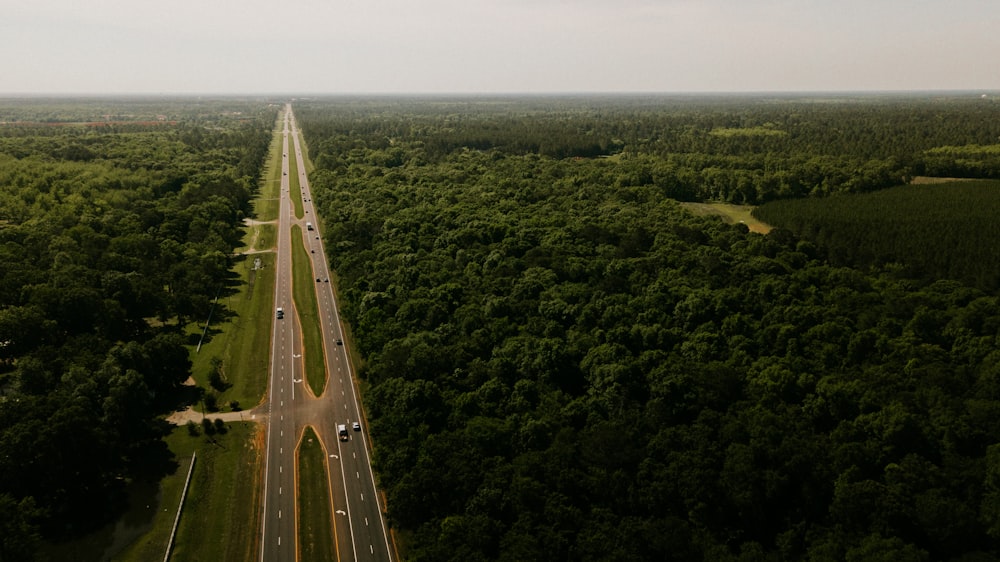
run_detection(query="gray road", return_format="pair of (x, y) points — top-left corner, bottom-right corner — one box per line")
(259, 105), (394, 562)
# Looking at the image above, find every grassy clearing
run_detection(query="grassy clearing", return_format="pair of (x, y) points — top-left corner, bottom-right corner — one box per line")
(680, 201), (773, 234)
(253, 223), (276, 252)
(292, 225), (327, 396)
(297, 426), (336, 562)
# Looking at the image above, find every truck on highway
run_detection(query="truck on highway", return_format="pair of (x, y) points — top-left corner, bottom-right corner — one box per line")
(338, 424), (348, 441)
(306, 222), (313, 231)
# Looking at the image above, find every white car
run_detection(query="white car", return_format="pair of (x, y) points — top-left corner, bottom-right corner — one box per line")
(352, 421), (361, 431)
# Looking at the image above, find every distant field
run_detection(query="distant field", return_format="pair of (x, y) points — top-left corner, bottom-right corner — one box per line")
(680, 202), (773, 234)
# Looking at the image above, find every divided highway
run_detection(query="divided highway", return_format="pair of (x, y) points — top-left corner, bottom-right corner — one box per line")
(259, 105), (394, 561)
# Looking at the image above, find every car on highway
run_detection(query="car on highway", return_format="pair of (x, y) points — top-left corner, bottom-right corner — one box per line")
(352, 421), (361, 431)
(336, 339), (343, 345)
(338, 424), (349, 441)
(275, 307), (284, 319)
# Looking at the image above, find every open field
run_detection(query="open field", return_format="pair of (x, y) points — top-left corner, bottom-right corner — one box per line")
(291, 224), (328, 396)
(680, 201), (773, 234)
(297, 426), (336, 561)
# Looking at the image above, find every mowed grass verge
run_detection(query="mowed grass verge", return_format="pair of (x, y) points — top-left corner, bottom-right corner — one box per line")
(165, 422), (262, 561)
(110, 422), (261, 561)
(292, 224), (327, 396)
(187, 249), (274, 412)
(297, 426), (336, 562)
(256, 127), (285, 222)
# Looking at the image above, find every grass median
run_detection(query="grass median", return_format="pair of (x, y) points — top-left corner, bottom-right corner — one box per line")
(292, 224), (327, 396)
(289, 144), (304, 220)
(297, 426), (336, 562)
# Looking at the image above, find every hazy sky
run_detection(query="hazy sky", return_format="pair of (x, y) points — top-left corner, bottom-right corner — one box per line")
(2, 0), (998, 94)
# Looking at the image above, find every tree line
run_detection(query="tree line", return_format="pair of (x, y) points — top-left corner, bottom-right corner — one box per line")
(297, 94), (1000, 204)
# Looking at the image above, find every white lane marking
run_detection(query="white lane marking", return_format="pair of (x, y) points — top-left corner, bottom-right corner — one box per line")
(366, 517), (369, 526)
(279, 510), (282, 519)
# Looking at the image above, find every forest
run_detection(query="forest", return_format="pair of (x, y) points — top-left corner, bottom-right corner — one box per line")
(294, 94), (1000, 560)
(754, 180), (1000, 293)
(0, 98), (276, 559)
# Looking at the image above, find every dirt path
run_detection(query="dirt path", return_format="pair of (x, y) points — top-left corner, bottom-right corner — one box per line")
(166, 406), (263, 425)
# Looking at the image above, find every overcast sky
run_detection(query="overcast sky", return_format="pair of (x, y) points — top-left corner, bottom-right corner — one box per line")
(2, 0), (998, 94)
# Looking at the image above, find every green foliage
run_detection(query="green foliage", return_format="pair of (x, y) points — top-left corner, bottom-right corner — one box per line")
(0, 98), (276, 554)
(295, 97), (1000, 560)
(753, 181), (1000, 292)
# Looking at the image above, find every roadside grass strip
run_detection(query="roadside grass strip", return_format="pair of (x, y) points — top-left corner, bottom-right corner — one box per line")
(297, 426), (336, 562)
(255, 127), (285, 222)
(291, 224), (328, 396)
(167, 422), (263, 562)
(186, 245), (275, 412)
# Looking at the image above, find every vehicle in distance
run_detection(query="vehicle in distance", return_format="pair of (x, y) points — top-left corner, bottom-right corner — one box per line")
(306, 222), (313, 231)
(336, 339), (343, 345)
(352, 421), (361, 431)
(276, 307), (284, 319)
(338, 424), (348, 441)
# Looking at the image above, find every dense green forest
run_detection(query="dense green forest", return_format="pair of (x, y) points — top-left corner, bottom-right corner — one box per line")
(299, 94), (1000, 203)
(295, 95), (1000, 560)
(754, 180), (1000, 293)
(0, 98), (276, 560)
